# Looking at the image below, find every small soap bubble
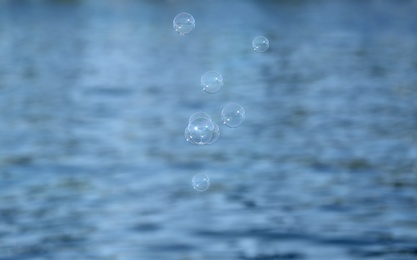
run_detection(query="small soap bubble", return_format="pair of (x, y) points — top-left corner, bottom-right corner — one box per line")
(173, 12), (195, 36)
(192, 173), (210, 192)
(201, 71), (223, 94)
(252, 36), (269, 52)
(221, 103), (246, 128)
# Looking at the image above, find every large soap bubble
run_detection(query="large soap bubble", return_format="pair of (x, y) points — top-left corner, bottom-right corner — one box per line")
(187, 117), (214, 145)
(189, 111), (212, 124)
(201, 71), (223, 94)
(185, 112), (220, 145)
(173, 12), (195, 36)
(206, 122), (220, 144)
(221, 103), (246, 128)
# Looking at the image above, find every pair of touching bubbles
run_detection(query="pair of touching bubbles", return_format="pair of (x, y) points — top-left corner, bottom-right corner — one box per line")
(184, 104), (246, 146)
(185, 112), (220, 145)
(173, 12), (269, 52)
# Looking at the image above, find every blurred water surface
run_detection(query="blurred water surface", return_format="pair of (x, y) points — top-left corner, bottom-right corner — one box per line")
(0, 0), (417, 259)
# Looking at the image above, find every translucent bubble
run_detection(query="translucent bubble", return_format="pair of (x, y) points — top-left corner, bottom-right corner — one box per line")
(252, 36), (269, 52)
(206, 122), (220, 145)
(192, 173), (210, 192)
(184, 126), (197, 144)
(173, 12), (195, 36)
(188, 117), (215, 132)
(201, 71), (223, 94)
(221, 103), (246, 128)
(189, 111), (212, 124)
(186, 117), (215, 145)
(185, 112), (221, 145)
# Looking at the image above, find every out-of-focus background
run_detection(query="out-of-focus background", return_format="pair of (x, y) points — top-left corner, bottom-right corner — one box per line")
(0, 0), (417, 259)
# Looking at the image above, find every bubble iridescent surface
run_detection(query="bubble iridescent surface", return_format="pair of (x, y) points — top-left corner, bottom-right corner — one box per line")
(173, 12), (195, 36)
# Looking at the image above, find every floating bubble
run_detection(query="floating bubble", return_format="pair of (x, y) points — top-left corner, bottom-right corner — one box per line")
(173, 12), (195, 36)
(192, 173), (210, 192)
(206, 122), (220, 144)
(186, 117), (215, 145)
(189, 111), (212, 124)
(185, 112), (220, 145)
(184, 126), (197, 144)
(252, 36), (269, 52)
(221, 103), (246, 128)
(188, 117), (215, 132)
(201, 71), (223, 94)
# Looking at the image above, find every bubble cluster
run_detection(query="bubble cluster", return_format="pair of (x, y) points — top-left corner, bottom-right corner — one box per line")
(221, 103), (246, 128)
(185, 112), (220, 145)
(201, 71), (223, 94)
(192, 173), (210, 192)
(252, 36), (269, 52)
(173, 12), (195, 36)
(172, 13), (270, 191)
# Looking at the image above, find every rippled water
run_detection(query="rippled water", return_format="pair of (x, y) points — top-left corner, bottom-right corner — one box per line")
(0, 0), (417, 259)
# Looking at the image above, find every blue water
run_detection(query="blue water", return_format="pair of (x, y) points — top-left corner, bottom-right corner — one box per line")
(0, 0), (417, 259)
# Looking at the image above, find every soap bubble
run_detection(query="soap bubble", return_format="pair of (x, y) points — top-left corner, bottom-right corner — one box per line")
(201, 71), (223, 94)
(207, 122), (220, 144)
(189, 111), (212, 124)
(252, 36), (269, 52)
(192, 173), (210, 192)
(188, 117), (215, 132)
(173, 12), (195, 36)
(186, 117), (215, 145)
(184, 126), (197, 144)
(185, 112), (220, 145)
(221, 103), (246, 128)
